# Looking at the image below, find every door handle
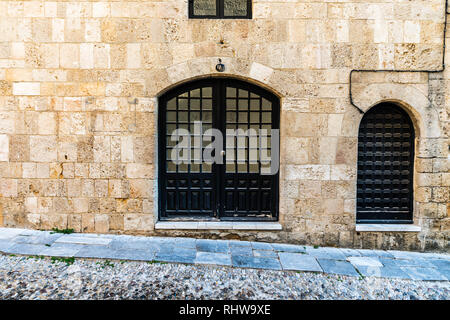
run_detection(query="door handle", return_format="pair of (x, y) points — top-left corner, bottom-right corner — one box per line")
(221, 150), (226, 156)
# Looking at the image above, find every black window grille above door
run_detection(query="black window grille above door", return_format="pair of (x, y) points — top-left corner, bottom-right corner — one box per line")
(158, 78), (279, 221)
(357, 103), (415, 224)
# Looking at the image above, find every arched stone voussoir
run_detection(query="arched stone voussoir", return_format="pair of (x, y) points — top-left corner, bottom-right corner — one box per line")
(152, 57), (284, 98)
(352, 83), (441, 138)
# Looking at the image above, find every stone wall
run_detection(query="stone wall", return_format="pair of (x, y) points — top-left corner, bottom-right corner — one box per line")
(0, 0), (448, 251)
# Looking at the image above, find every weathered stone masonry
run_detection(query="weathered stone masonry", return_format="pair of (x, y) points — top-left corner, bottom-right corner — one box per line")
(0, 0), (448, 251)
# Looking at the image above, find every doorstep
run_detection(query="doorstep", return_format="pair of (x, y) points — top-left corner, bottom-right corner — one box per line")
(155, 221), (283, 231)
(356, 224), (421, 232)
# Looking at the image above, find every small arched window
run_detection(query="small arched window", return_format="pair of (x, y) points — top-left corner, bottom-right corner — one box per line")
(357, 103), (415, 224)
(189, 0), (252, 19)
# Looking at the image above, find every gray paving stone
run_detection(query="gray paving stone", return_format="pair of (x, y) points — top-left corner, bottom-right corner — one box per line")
(195, 252), (232, 266)
(172, 237), (198, 249)
(348, 256), (382, 267)
(338, 248), (362, 257)
(357, 249), (394, 258)
(232, 255), (281, 270)
(0, 240), (13, 252)
(271, 243), (306, 253)
(155, 246), (196, 264)
(251, 242), (273, 251)
(230, 246), (253, 256)
(39, 244), (84, 257)
(4, 243), (48, 256)
(380, 257), (436, 269)
(427, 259), (450, 270)
(356, 266), (411, 279)
(229, 240), (252, 247)
(76, 246), (156, 261)
(55, 235), (112, 246)
(278, 252), (322, 272)
(400, 266), (448, 281)
(253, 250), (278, 259)
(12, 233), (63, 246)
(388, 250), (428, 260)
(196, 239), (229, 253)
(0, 228), (26, 240)
(109, 239), (160, 252)
(305, 247), (347, 260)
(317, 259), (360, 277)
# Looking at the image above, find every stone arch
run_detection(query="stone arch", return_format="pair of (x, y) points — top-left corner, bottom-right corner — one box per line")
(148, 57), (284, 99)
(351, 83), (441, 139)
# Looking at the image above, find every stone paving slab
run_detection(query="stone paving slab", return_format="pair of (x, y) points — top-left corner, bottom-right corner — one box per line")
(195, 252), (232, 266)
(305, 247), (347, 260)
(0, 228), (449, 281)
(13, 233), (63, 246)
(271, 243), (307, 253)
(348, 256), (383, 267)
(317, 259), (360, 277)
(0, 228), (27, 239)
(55, 235), (112, 246)
(400, 267), (448, 281)
(253, 249), (278, 259)
(251, 242), (273, 251)
(232, 255), (282, 270)
(380, 257), (436, 269)
(155, 246), (197, 264)
(279, 252), (322, 272)
(355, 265), (412, 280)
(77, 246), (156, 261)
(5, 243), (49, 256)
(196, 239), (229, 253)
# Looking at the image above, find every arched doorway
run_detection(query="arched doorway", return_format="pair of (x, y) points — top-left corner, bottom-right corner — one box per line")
(158, 78), (280, 221)
(357, 103), (415, 223)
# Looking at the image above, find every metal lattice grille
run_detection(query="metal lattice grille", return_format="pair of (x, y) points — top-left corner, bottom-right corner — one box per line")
(357, 103), (415, 223)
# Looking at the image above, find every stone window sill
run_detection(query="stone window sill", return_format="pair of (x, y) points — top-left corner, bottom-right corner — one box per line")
(356, 224), (421, 232)
(155, 221), (282, 231)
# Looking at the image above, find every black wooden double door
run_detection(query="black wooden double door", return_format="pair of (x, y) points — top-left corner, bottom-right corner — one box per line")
(158, 79), (279, 220)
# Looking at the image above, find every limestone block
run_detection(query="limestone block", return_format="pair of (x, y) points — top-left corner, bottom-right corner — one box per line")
(284, 137), (309, 164)
(52, 18), (64, 42)
(124, 214), (153, 232)
(9, 135), (29, 162)
(330, 164), (356, 181)
(60, 44), (79, 69)
(93, 2), (110, 18)
(319, 137), (338, 164)
(13, 82), (40, 96)
(0, 134), (8, 161)
(93, 135), (110, 163)
(0, 179), (17, 197)
(85, 19), (100, 42)
(95, 180), (108, 198)
(121, 136), (134, 162)
(93, 44), (110, 69)
(67, 214), (82, 232)
(37, 112), (56, 135)
(285, 165), (330, 181)
(35, 163), (49, 179)
(30, 135), (57, 162)
(95, 214), (109, 233)
(126, 163), (154, 179)
(80, 43), (94, 69)
(25, 196), (38, 214)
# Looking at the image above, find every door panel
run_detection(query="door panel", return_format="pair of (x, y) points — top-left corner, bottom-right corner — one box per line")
(220, 80), (278, 219)
(159, 82), (217, 218)
(159, 79), (279, 220)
